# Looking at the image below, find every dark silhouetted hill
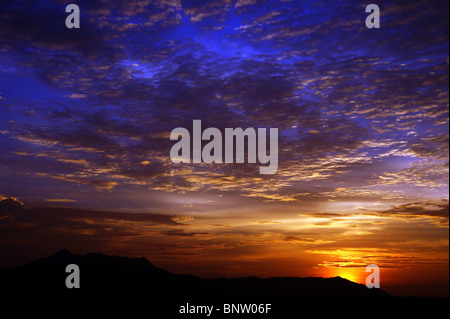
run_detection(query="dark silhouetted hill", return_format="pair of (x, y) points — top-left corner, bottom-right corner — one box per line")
(0, 249), (390, 296)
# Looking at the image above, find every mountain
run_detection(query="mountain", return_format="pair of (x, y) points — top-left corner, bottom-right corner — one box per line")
(0, 249), (390, 297)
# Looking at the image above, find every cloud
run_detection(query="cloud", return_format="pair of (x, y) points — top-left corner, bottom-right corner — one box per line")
(235, 0), (257, 9)
(0, 198), (180, 225)
(65, 94), (87, 99)
(0, 197), (25, 218)
(44, 198), (76, 202)
(161, 230), (209, 237)
(369, 200), (449, 220)
(1, 0), (447, 203)
(283, 236), (334, 244)
(410, 134), (449, 160)
(373, 159), (449, 188)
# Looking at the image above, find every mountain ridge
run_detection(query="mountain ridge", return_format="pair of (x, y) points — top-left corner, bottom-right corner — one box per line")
(0, 249), (390, 297)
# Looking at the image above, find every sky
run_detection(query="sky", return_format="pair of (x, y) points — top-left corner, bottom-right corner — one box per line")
(0, 0), (448, 297)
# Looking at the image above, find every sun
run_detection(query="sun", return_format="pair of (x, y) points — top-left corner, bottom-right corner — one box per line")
(337, 269), (359, 283)
(325, 268), (362, 284)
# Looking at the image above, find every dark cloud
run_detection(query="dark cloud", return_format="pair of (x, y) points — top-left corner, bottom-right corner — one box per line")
(0, 198), (180, 225)
(0, 197), (182, 266)
(410, 134), (449, 160)
(161, 230), (210, 237)
(374, 200), (449, 219)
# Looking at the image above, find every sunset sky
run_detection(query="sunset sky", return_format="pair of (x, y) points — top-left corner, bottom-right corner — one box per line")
(0, 0), (448, 297)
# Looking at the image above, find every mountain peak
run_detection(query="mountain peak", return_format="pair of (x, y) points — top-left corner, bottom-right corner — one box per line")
(55, 248), (72, 256)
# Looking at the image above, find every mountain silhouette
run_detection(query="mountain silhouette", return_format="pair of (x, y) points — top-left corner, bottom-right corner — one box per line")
(0, 249), (390, 297)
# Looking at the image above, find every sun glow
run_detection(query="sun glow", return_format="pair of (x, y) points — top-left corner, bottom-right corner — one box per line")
(327, 268), (363, 284)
